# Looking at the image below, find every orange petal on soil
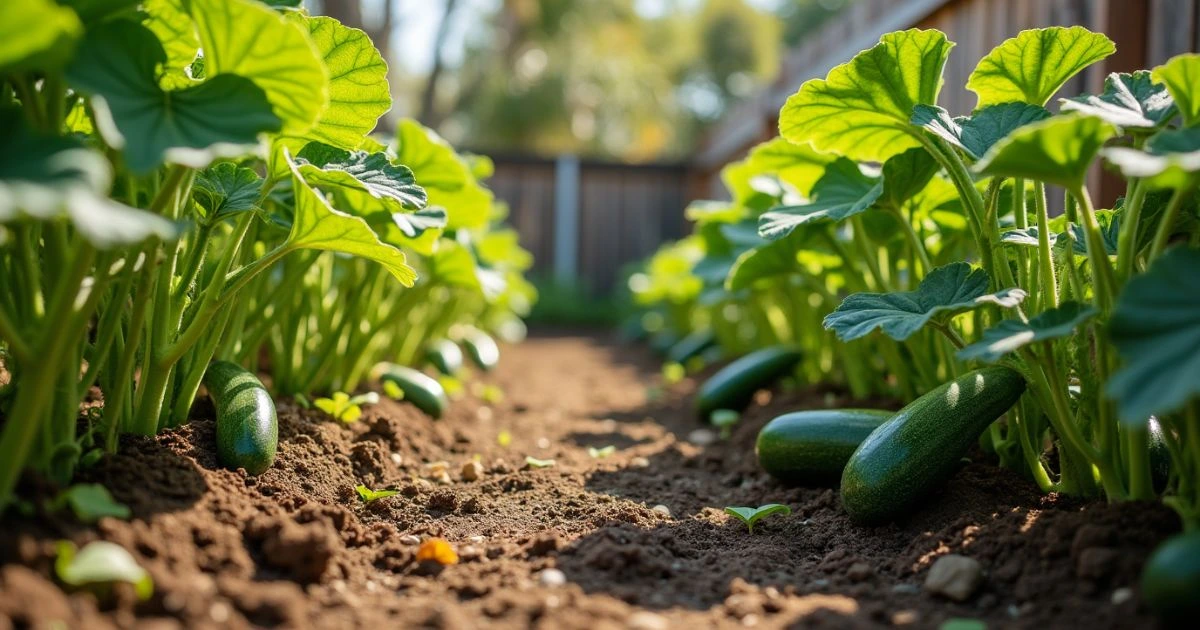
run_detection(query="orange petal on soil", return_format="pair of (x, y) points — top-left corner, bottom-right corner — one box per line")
(416, 538), (459, 565)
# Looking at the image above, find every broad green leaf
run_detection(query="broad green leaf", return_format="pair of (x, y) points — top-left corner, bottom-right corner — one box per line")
(0, 0), (81, 73)
(722, 137), (835, 202)
(878, 147), (939, 210)
(185, 0), (328, 135)
(143, 0), (200, 90)
(390, 208), (448, 239)
(285, 153), (417, 286)
(1004, 211), (1121, 257)
(686, 200), (745, 226)
(780, 29), (953, 163)
(423, 239), (483, 293)
(193, 163), (262, 223)
(393, 120), (492, 230)
(283, 14), (390, 149)
(296, 142), (426, 211)
(1107, 247), (1200, 423)
(58, 1), (141, 22)
(974, 114), (1117, 190)
(1152, 54), (1200, 127)
(758, 159), (881, 240)
(1062, 71), (1177, 131)
(67, 20), (280, 173)
(55, 541), (153, 600)
(912, 103), (1052, 160)
(727, 230), (836, 290)
(724, 504), (791, 533)
(967, 27), (1115, 108)
(0, 108), (110, 220)
(1103, 128), (1200, 190)
(824, 262), (1026, 342)
(957, 302), (1097, 362)
(53, 484), (130, 523)
(477, 229), (534, 271)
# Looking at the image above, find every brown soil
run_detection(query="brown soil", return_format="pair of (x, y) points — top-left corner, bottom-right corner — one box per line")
(0, 331), (1181, 629)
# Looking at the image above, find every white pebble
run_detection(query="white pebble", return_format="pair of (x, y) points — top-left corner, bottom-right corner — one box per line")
(538, 568), (567, 587)
(687, 429), (717, 446)
(1111, 587), (1134, 605)
(652, 504), (672, 518)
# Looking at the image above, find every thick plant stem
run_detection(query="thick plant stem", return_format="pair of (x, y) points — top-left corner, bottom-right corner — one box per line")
(1033, 183), (1057, 310)
(1115, 178), (1147, 282)
(1124, 425), (1155, 501)
(1071, 186), (1117, 312)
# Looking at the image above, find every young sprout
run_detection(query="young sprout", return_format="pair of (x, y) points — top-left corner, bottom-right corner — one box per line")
(382, 380), (405, 400)
(497, 430), (513, 447)
(416, 538), (459, 565)
(55, 541), (153, 600)
(480, 384), (505, 405)
(525, 456), (555, 469)
(314, 392), (379, 423)
(355, 484), (399, 503)
(724, 504), (792, 534)
(662, 362), (686, 385)
(587, 445), (616, 459)
(52, 484), (130, 523)
(439, 375), (465, 399)
(710, 409), (740, 439)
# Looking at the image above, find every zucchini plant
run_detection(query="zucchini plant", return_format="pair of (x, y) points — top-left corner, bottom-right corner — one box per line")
(0, 0), (535, 511)
(633, 27), (1200, 528)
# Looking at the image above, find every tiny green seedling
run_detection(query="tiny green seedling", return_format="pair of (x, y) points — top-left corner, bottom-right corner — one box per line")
(355, 484), (399, 503)
(724, 504), (791, 534)
(314, 392), (379, 423)
(710, 409), (740, 439)
(587, 445), (616, 459)
(382, 380), (405, 400)
(480, 384), (505, 405)
(662, 362), (686, 385)
(525, 456), (555, 469)
(939, 620), (987, 630)
(55, 540), (153, 600)
(439, 375), (465, 399)
(52, 484), (130, 523)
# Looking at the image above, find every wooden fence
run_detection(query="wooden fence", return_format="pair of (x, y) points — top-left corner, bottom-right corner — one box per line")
(487, 0), (1198, 295)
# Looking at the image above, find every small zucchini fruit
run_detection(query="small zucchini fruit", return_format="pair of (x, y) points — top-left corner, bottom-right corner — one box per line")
(756, 409), (893, 485)
(203, 361), (277, 475)
(375, 363), (449, 419)
(1141, 532), (1200, 624)
(666, 330), (716, 366)
(694, 346), (803, 419)
(426, 339), (464, 376)
(462, 330), (500, 371)
(840, 366), (1026, 524)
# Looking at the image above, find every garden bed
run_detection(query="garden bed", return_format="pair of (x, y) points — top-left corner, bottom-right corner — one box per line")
(0, 331), (1176, 629)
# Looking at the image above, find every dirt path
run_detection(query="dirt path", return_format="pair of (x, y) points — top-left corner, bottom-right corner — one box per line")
(0, 331), (1177, 628)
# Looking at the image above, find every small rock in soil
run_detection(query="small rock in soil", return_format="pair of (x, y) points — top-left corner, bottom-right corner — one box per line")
(891, 610), (919, 625)
(924, 554), (983, 601)
(847, 562), (873, 583)
(627, 611), (669, 630)
(461, 460), (484, 482)
(390, 452), (403, 466)
(629, 456), (650, 468)
(399, 535), (421, 546)
(687, 429), (717, 446)
(651, 504), (671, 518)
(538, 568), (567, 587)
(1111, 587), (1133, 605)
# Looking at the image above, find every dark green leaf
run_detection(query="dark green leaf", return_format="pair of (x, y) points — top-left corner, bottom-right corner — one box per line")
(56, 0), (140, 22)
(1061, 71), (1177, 131)
(824, 262), (1026, 341)
(727, 229), (836, 291)
(758, 159), (881, 240)
(0, 108), (109, 220)
(913, 103), (1053, 160)
(878, 147), (940, 210)
(967, 26), (1115, 108)
(974, 114), (1117, 189)
(53, 484), (130, 523)
(957, 302), (1097, 362)
(297, 142), (427, 210)
(193, 163), (262, 223)
(1107, 247), (1200, 423)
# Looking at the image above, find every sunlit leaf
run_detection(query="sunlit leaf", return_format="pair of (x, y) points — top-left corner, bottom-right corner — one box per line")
(1103, 128), (1200, 190)
(728, 227), (835, 290)
(974, 114), (1117, 189)
(957, 302), (1097, 362)
(1062, 71), (1177, 131)
(393, 120), (492, 230)
(967, 26), (1115, 108)
(55, 541), (153, 600)
(1152, 54), (1200, 127)
(758, 159), (881, 240)
(58, 0), (141, 23)
(143, 0), (200, 89)
(0, 0), (81, 73)
(423, 239), (483, 293)
(477, 229), (534, 271)
(780, 29), (953, 163)
(1108, 248), (1200, 424)
(193, 163), (262, 223)
(721, 137), (835, 202)
(824, 262), (1026, 342)
(912, 103), (1051, 160)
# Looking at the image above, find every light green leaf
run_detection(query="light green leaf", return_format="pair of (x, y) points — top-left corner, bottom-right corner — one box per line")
(355, 484), (398, 503)
(524, 456), (555, 469)
(1152, 54), (1200, 127)
(0, 0), (81, 73)
(53, 484), (131, 523)
(283, 14), (390, 149)
(285, 153), (417, 286)
(957, 302), (1097, 362)
(1062, 71), (1177, 131)
(55, 541), (153, 600)
(967, 26), (1115, 108)
(143, 0), (200, 90)
(974, 114), (1117, 190)
(58, 1), (141, 23)
(912, 103), (1052, 160)
(724, 504), (791, 534)
(780, 29), (953, 163)
(588, 445), (617, 459)
(1103, 128), (1200, 190)
(1107, 247), (1200, 424)
(423, 239), (483, 293)
(758, 159), (881, 240)
(185, 0), (329, 135)
(721, 137), (835, 202)
(824, 262), (1026, 342)
(727, 229), (834, 290)
(393, 120), (493, 230)
(193, 163), (262, 223)
(67, 20), (280, 173)
(686, 200), (745, 226)
(477, 229), (534, 271)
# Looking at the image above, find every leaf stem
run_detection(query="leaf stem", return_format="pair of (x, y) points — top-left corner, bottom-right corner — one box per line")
(1148, 180), (1196, 261)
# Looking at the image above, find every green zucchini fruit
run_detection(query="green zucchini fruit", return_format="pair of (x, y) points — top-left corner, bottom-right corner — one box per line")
(375, 363), (448, 419)
(462, 330), (500, 371)
(840, 366), (1026, 524)
(666, 330), (716, 365)
(203, 361), (277, 475)
(426, 339), (464, 375)
(1142, 532), (1200, 624)
(694, 346), (802, 419)
(756, 409), (893, 485)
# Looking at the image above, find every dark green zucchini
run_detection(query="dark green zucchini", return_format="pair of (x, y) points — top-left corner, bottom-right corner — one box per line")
(203, 361), (277, 475)
(694, 346), (803, 419)
(1142, 532), (1200, 624)
(462, 330), (500, 371)
(375, 363), (448, 419)
(756, 409), (893, 485)
(840, 367), (1026, 524)
(666, 330), (716, 365)
(426, 339), (464, 375)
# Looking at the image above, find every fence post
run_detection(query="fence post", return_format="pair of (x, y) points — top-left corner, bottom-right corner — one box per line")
(553, 154), (580, 284)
